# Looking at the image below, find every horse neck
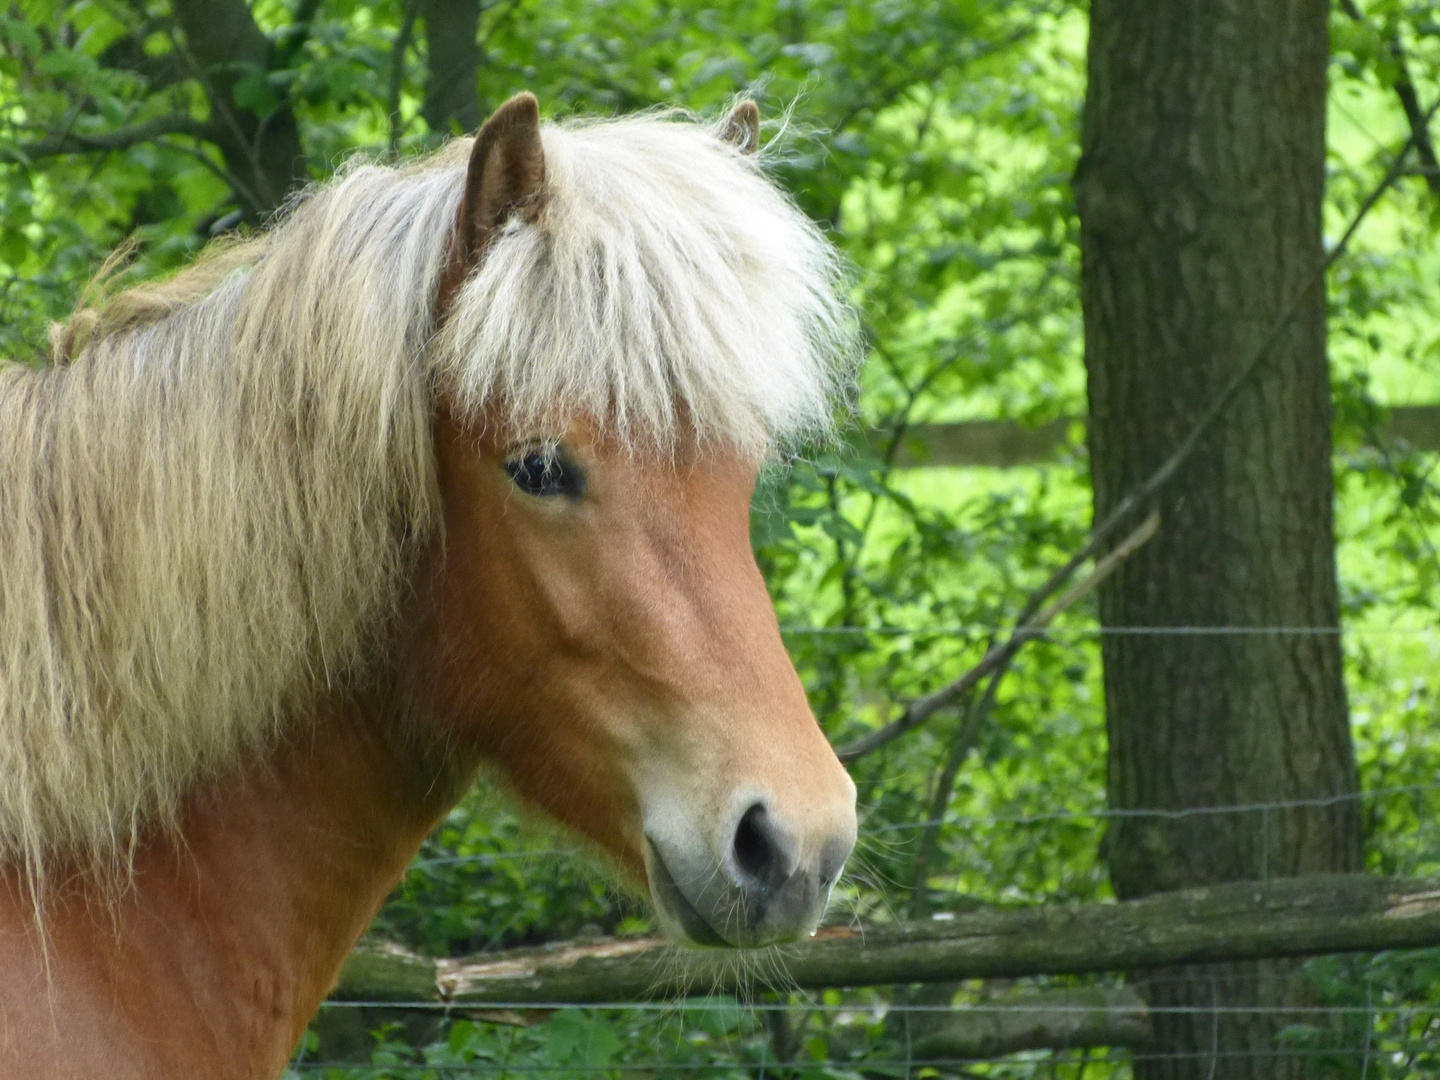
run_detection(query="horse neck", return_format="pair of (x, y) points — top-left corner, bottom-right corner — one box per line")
(0, 691), (472, 1080)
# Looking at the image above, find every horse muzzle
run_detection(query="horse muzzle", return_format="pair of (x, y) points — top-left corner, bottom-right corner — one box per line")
(643, 796), (856, 949)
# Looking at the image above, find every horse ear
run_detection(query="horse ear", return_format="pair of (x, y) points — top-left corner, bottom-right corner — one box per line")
(437, 92), (547, 320)
(719, 100), (760, 155)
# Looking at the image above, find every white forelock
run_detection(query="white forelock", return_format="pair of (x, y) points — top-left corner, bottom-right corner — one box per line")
(438, 113), (856, 454)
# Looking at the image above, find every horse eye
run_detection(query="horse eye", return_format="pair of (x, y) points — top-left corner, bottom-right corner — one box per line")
(503, 448), (584, 499)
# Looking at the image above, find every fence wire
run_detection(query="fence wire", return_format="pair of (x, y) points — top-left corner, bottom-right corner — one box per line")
(402, 780), (1440, 868)
(316, 617), (1440, 1078)
(320, 783), (1440, 1078)
(295, 985), (1440, 1077)
(780, 623), (1440, 637)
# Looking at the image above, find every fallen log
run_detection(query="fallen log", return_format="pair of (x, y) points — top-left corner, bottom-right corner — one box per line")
(332, 874), (1440, 1005)
(905, 987), (1151, 1058)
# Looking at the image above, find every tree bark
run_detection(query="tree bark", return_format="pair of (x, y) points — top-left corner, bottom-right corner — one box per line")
(420, 0), (482, 136)
(171, 0), (309, 221)
(1075, 2), (1362, 1077)
(906, 987), (1152, 1059)
(333, 875), (1440, 1005)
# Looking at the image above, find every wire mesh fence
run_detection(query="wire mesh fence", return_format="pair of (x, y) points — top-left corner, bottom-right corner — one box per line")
(297, 982), (1440, 1077)
(296, 790), (1440, 1076)
(292, 619), (1440, 1079)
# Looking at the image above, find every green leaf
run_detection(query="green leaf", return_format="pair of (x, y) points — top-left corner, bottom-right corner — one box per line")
(232, 68), (281, 116)
(0, 227), (29, 268)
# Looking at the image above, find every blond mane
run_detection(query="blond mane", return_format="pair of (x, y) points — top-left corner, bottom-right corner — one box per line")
(0, 110), (856, 878)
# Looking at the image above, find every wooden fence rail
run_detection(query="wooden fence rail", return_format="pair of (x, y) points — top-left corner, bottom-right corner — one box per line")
(872, 404), (1440, 468)
(334, 873), (1440, 1005)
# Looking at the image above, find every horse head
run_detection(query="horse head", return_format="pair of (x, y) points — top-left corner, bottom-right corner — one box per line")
(409, 94), (858, 948)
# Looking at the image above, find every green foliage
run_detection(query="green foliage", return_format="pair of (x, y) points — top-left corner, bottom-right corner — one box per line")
(370, 784), (650, 955)
(5, 0), (1440, 1075)
(1280, 949), (1440, 1078)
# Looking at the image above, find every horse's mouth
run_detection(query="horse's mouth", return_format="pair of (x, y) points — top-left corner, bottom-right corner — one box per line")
(645, 839), (732, 948)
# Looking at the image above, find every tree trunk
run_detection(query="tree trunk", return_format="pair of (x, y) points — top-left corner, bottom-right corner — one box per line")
(1075, 1), (1362, 1077)
(171, 0), (308, 221)
(420, 0), (482, 136)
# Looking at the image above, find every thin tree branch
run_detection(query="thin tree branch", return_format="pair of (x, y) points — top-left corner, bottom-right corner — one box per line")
(906, 509), (1161, 910)
(1339, 0), (1440, 199)
(836, 110), (1427, 763)
(837, 511), (1160, 763)
(6, 113), (212, 160)
(95, 8), (189, 90)
(907, 664), (1001, 918)
(1392, 70), (1440, 198)
(163, 137), (266, 215)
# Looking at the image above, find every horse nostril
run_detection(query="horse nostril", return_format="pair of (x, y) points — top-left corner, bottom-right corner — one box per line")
(732, 803), (788, 891)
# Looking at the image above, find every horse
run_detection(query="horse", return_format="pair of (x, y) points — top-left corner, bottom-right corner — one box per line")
(0, 94), (859, 1079)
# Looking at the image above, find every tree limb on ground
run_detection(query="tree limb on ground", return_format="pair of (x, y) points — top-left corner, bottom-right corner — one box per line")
(905, 987), (1151, 1058)
(332, 873), (1440, 1005)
